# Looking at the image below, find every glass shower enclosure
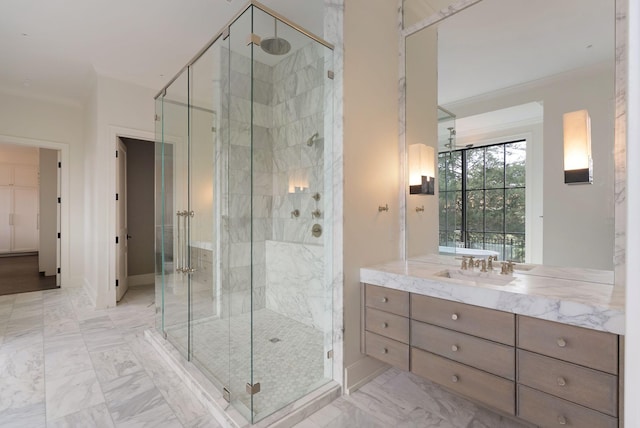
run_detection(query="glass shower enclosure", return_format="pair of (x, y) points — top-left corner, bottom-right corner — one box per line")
(154, 2), (334, 423)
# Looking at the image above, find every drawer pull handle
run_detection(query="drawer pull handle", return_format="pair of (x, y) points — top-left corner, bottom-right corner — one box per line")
(451, 313), (459, 321)
(451, 375), (459, 383)
(382, 348), (388, 354)
(557, 415), (567, 425)
(381, 297), (388, 303)
(557, 338), (567, 348)
(382, 322), (388, 328)
(451, 345), (459, 352)
(557, 377), (567, 386)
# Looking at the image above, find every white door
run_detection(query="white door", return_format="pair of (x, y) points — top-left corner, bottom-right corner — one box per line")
(12, 187), (39, 252)
(0, 187), (11, 253)
(116, 139), (129, 301)
(56, 152), (61, 286)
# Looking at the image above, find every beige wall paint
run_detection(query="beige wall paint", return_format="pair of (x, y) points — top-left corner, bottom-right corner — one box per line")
(405, 26), (439, 258)
(343, 0), (401, 388)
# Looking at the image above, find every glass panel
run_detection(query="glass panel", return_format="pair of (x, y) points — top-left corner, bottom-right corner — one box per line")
(485, 189), (504, 232)
(485, 233), (505, 260)
(506, 188), (525, 234)
(161, 70), (190, 357)
(251, 6), (333, 422)
(485, 145), (504, 189)
(188, 39), (230, 392)
(506, 234), (525, 262)
(227, 7), (254, 421)
(466, 148), (484, 190)
(154, 97), (164, 331)
(506, 141), (526, 187)
(466, 190), (484, 232)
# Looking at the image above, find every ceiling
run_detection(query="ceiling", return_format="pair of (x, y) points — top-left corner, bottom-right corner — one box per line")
(0, 0), (324, 105)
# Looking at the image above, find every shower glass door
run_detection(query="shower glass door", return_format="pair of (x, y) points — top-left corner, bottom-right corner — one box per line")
(156, 3), (334, 424)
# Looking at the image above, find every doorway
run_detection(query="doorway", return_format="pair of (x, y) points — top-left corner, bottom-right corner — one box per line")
(0, 142), (61, 295)
(115, 137), (155, 302)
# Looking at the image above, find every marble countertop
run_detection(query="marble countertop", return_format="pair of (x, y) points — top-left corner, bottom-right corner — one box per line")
(360, 256), (624, 335)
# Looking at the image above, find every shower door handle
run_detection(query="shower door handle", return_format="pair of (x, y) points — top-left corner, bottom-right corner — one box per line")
(176, 210), (189, 273)
(185, 211), (195, 275)
(176, 211), (183, 272)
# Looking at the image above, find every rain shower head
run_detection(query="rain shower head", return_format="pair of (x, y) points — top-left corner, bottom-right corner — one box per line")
(261, 20), (291, 56)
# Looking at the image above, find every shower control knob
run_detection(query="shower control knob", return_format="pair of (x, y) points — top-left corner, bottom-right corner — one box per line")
(311, 224), (322, 238)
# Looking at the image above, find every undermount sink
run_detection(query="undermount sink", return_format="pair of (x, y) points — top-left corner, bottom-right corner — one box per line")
(435, 269), (516, 286)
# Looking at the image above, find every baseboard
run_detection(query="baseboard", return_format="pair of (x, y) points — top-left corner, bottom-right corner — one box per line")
(127, 273), (155, 286)
(344, 356), (389, 395)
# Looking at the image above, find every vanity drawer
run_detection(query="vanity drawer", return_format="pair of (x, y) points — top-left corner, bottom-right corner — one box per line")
(411, 320), (514, 380)
(517, 350), (618, 416)
(411, 294), (515, 345)
(517, 316), (618, 374)
(366, 307), (409, 344)
(411, 348), (515, 415)
(365, 331), (409, 370)
(518, 385), (617, 428)
(365, 284), (410, 317)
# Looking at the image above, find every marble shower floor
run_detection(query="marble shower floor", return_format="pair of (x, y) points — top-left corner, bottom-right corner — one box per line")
(0, 284), (530, 427)
(165, 308), (328, 420)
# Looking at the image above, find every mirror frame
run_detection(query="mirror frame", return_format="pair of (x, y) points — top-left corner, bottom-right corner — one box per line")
(398, 0), (628, 287)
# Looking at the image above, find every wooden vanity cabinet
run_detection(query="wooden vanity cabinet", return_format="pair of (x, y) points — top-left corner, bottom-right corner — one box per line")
(361, 283), (623, 427)
(516, 315), (620, 427)
(363, 284), (410, 370)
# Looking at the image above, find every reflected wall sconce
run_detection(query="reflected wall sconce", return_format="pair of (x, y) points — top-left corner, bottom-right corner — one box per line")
(409, 143), (435, 195)
(563, 109), (593, 184)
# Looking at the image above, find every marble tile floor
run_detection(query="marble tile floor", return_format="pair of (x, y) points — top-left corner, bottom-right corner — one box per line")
(0, 284), (530, 428)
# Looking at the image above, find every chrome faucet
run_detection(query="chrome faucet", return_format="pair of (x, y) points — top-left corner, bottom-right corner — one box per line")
(460, 257), (468, 270)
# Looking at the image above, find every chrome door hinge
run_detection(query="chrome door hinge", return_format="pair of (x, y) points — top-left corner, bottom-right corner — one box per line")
(155, 114), (161, 121)
(246, 382), (261, 395)
(328, 70), (334, 80)
(327, 349), (334, 359)
(223, 387), (231, 402)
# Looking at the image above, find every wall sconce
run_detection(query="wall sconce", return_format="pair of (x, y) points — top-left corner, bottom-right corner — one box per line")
(409, 144), (435, 195)
(563, 109), (593, 184)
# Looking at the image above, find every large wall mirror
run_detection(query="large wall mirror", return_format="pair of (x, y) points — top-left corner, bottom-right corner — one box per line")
(404, 0), (621, 272)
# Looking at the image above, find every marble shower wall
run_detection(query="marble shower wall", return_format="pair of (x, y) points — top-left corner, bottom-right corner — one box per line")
(220, 48), (274, 317)
(220, 41), (327, 318)
(270, 42), (326, 245)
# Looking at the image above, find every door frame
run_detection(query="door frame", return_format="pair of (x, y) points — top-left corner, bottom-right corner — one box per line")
(0, 134), (68, 286)
(108, 126), (156, 307)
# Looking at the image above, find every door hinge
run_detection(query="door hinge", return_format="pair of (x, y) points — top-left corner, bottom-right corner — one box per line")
(328, 70), (335, 80)
(57, 197), (61, 203)
(246, 383), (261, 395)
(57, 267), (61, 274)
(327, 349), (334, 359)
(115, 279), (119, 287)
(116, 150), (118, 158)
(58, 162), (61, 168)
(57, 232), (61, 239)
(223, 387), (231, 402)
(155, 114), (161, 121)
(116, 236), (119, 244)
(115, 193), (119, 201)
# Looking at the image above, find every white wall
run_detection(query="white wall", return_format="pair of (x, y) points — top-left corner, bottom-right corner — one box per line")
(83, 75), (156, 308)
(343, 0), (401, 390)
(625, 0), (639, 424)
(446, 64), (615, 269)
(39, 148), (58, 275)
(0, 90), (84, 287)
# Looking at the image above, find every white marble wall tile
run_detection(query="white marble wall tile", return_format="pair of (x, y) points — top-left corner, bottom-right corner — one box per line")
(45, 369), (105, 420)
(265, 241), (325, 329)
(47, 403), (115, 428)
